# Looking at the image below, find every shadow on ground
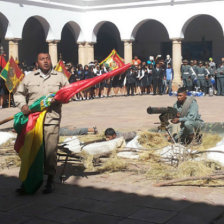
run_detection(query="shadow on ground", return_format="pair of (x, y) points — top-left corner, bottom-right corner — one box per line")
(1, 171), (224, 224)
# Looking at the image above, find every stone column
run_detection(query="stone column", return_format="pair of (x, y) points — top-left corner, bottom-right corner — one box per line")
(8, 39), (20, 62)
(78, 42), (95, 65)
(85, 42), (94, 64)
(123, 40), (133, 64)
(48, 40), (59, 67)
(78, 42), (86, 65)
(172, 38), (183, 90)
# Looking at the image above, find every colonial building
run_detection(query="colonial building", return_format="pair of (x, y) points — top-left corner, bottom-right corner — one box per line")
(0, 0), (224, 85)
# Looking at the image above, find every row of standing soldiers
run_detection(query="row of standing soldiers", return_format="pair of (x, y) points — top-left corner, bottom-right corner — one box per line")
(181, 59), (224, 96)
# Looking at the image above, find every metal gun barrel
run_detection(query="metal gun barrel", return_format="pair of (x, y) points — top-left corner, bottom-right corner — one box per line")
(147, 107), (168, 114)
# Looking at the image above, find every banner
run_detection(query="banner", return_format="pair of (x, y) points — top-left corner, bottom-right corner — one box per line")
(100, 49), (125, 71)
(0, 57), (24, 93)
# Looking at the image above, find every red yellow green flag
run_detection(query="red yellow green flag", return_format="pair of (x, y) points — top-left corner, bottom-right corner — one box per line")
(100, 49), (125, 71)
(0, 57), (24, 93)
(55, 60), (71, 79)
(14, 64), (131, 194)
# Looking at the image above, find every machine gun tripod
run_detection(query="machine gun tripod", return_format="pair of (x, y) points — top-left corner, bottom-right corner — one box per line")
(147, 106), (178, 143)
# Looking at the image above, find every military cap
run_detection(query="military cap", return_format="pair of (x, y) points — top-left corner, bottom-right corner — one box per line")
(183, 59), (188, 63)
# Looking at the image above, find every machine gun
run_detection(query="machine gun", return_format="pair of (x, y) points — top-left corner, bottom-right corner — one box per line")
(147, 106), (178, 143)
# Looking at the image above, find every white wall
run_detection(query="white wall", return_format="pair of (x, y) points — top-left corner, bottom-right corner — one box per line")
(1, 0), (224, 62)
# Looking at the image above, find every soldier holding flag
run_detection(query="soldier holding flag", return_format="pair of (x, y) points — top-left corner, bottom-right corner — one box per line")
(14, 52), (69, 194)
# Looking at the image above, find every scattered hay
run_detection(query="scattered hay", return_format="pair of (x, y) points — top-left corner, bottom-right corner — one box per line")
(80, 151), (95, 172)
(59, 130), (224, 187)
(194, 133), (222, 151)
(146, 159), (224, 184)
(139, 150), (159, 161)
(146, 161), (175, 180)
(81, 148), (127, 173)
(138, 132), (170, 150)
(177, 161), (213, 178)
(0, 155), (20, 169)
(5, 156), (21, 167)
(97, 156), (127, 173)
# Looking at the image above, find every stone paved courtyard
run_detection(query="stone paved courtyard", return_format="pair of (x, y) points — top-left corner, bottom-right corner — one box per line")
(1, 95), (224, 224)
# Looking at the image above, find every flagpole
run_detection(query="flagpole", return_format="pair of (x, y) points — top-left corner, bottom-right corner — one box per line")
(0, 115), (14, 126)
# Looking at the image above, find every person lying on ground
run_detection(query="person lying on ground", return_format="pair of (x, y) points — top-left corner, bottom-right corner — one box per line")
(104, 127), (136, 142)
(59, 126), (98, 136)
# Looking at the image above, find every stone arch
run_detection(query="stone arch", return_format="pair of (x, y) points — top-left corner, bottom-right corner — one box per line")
(181, 14), (224, 38)
(181, 14), (224, 61)
(0, 12), (9, 59)
(93, 21), (123, 62)
(132, 19), (170, 61)
(58, 21), (81, 65)
(20, 16), (50, 66)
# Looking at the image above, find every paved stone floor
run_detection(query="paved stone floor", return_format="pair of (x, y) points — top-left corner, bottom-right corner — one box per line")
(1, 94), (224, 131)
(1, 95), (224, 224)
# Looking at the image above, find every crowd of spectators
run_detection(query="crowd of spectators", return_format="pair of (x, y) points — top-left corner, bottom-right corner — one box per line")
(0, 53), (224, 109)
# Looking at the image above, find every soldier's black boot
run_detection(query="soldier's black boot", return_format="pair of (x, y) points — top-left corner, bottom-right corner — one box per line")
(16, 185), (27, 195)
(42, 175), (55, 194)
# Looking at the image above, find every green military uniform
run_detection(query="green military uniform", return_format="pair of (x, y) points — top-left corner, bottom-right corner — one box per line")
(14, 69), (69, 176)
(181, 65), (194, 89)
(196, 66), (208, 93)
(216, 65), (224, 96)
(173, 96), (203, 143)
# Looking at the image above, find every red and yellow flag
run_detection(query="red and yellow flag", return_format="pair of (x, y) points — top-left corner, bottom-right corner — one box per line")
(14, 110), (47, 194)
(55, 60), (71, 79)
(14, 64), (131, 194)
(100, 49), (125, 71)
(0, 57), (24, 93)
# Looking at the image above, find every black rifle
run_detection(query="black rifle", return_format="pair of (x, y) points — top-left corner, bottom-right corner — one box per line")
(147, 106), (178, 143)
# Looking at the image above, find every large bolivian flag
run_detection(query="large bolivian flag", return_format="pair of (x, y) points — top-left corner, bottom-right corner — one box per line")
(14, 64), (131, 194)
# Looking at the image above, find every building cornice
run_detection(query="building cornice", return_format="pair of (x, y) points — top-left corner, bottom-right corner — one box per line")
(1, 0), (224, 12)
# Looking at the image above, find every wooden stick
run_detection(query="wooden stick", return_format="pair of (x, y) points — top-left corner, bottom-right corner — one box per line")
(154, 174), (224, 187)
(0, 116), (14, 126)
(192, 150), (224, 155)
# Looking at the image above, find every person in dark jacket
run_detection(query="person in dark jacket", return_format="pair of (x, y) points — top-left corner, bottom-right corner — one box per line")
(76, 64), (85, 100)
(125, 68), (136, 96)
(152, 63), (164, 95)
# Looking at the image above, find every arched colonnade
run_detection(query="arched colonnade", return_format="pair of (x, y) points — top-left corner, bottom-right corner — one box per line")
(0, 12), (224, 86)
